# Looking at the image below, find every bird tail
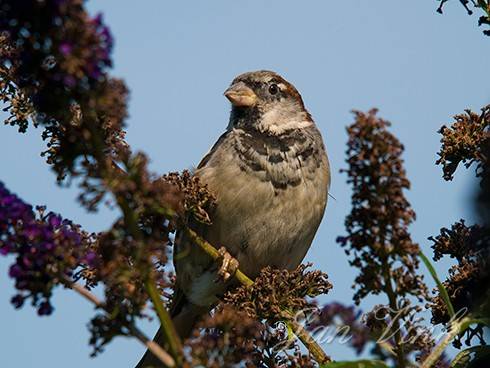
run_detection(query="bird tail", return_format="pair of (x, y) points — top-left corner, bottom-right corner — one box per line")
(134, 289), (206, 368)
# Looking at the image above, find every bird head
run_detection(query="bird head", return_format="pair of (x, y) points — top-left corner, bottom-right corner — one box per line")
(224, 70), (313, 135)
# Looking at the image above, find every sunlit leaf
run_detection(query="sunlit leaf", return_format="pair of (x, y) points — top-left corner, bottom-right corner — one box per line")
(450, 345), (490, 368)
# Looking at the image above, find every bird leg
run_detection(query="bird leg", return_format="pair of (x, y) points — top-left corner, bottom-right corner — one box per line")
(216, 246), (239, 282)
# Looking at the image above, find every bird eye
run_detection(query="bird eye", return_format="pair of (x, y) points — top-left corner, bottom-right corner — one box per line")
(268, 83), (279, 95)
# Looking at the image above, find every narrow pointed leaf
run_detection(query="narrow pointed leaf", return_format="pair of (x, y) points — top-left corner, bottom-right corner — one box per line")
(420, 250), (455, 317)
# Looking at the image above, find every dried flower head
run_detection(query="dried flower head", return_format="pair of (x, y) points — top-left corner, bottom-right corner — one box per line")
(428, 220), (490, 326)
(337, 109), (427, 304)
(224, 264), (332, 322)
(337, 109), (433, 366)
(432, 105), (490, 349)
(186, 305), (318, 368)
(436, 105), (490, 181)
(186, 305), (265, 367)
(160, 170), (216, 225)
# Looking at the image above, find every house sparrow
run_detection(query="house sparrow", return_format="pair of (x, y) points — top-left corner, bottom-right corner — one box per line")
(136, 70), (330, 367)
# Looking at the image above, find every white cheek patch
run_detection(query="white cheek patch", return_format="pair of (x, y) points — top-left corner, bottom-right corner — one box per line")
(267, 120), (313, 135)
(258, 101), (312, 135)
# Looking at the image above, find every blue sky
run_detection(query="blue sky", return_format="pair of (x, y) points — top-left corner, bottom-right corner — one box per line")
(1, 1), (489, 367)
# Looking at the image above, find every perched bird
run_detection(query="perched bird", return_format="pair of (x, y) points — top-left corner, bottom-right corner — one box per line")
(136, 70), (330, 367)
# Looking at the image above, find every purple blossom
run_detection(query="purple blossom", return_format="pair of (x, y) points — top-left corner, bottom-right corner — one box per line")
(88, 65), (102, 80)
(100, 26), (113, 45)
(9, 264), (22, 278)
(10, 295), (24, 309)
(91, 13), (104, 26)
(38, 301), (54, 316)
(0, 181), (89, 315)
(84, 251), (97, 267)
(59, 42), (73, 56)
(63, 75), (76, 88)
(48, 213), (62, 227)
(52, 0), (70, 6)
(2, 4), (115, 98)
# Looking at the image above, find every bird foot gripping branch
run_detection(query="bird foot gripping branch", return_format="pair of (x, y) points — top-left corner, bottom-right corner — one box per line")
(216, 246), (239, 282)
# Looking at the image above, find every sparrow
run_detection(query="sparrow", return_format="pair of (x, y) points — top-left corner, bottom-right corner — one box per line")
(136, 70), (330, 367)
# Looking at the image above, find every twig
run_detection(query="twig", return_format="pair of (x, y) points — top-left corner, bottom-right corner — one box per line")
(184, 227), (253, 287)
(183, 226), (332, 364)
(66, 279), (176, 368)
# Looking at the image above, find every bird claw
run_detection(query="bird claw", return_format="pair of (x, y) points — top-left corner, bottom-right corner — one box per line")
(216, 246), (239, 282)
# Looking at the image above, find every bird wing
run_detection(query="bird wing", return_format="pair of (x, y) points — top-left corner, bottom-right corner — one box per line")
(196, 130), (230, 170)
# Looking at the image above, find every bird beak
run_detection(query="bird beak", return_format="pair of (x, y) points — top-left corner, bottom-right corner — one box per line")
(224, 82), (257, 107)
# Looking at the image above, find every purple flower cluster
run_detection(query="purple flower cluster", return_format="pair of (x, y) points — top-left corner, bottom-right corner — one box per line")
(0, 181), (89, 315)
(87, 13), (114, 80)
(1, 0), (115, 96)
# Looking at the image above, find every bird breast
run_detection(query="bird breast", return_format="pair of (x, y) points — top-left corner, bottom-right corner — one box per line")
(195, 125), (330, 279)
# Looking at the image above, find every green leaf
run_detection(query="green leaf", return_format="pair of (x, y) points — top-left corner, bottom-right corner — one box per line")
(322, 360), (389, 368)
(451, 345), (490, 368)
(466, 317), (490, 327)
(419, 251), (455, 318)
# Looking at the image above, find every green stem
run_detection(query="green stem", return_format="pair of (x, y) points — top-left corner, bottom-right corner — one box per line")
(421, 317), (470, 368)
(378, 245), (405, 368)
(184, 227), (253, 287)
(384, 269), (405, 367)
(145, 277), (183, 365)
(183, 227), (331, 364)
(287, 316), (331, 364)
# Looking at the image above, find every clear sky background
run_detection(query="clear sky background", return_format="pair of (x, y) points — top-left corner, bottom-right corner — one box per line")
(1, 1), (489, 367)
